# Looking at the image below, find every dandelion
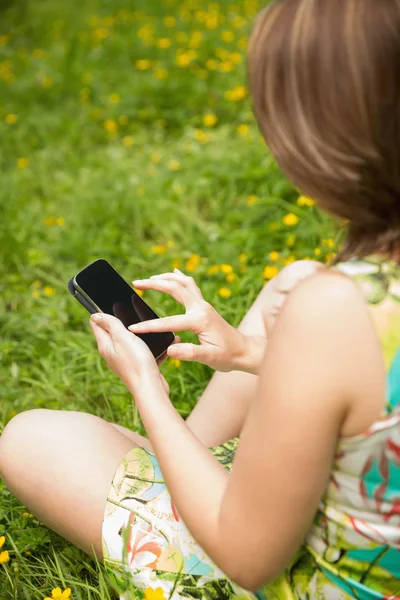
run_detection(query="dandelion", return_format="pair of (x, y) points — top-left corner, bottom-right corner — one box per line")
(0, 551), (9, 564)
(118, 115), (128, 125)
(92, 28), (110, 41)
(164, 16), (176, 27)
(322, 238), (335, 249)
(152, 245), (167, 254)
(314, 248), (321, 257)
(23, 512), (34, 518)
(185, 254), (202, 272)
(282, 213), (299, 226)
(144, 588), (166, 600)
(283, 256), (296, 266)
(203, 113), (217, 127)
(297, 195), (315, 207)
(55, 217), (65, 226)
(157, 38), (171, 49)
(220, 264), (233, 274)
(43, 217), (55, 226)
(5, 114), (17, 124)
(206, 59), (218, 70)
(104, 119), (117, 133)
(0, 536), (5, 548)
(219, 61), (235, 72)
(136, 59), (151, 70)
(239, 253), (247, 263)
(43, 286), (56, 296)
(108, 93), (121, 104)
(221, 30), (234, 42)
(230, 52), (242, 64)
(133, 288), (144, 297)
(224, 85), (247, 101)
(154, 68), (168, 79)
(263, 265), (279, 280)
(247, 195), (258, 206)
(17, 157), (29, 169)
(168, 159), (180, 171)
(172, 359), (181, 367)
(123, 136), (134, 147)
(269, 251), (279, 262)
(44, 587), (72, 600)
(208, 265), (219, 275)
(226, 273), (236, 283)
(194, 129), (209, 143)
(218, 287), (232, 298)
(237, 124), (249, 136)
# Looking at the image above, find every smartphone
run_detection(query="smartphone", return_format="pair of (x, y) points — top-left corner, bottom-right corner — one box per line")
(68, 258), (175, 359)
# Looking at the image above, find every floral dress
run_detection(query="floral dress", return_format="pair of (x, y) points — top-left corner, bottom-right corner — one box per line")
(101, 258), (400, 600)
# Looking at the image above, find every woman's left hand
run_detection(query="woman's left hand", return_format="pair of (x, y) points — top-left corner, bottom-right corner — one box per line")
(89, 313), (170, 396)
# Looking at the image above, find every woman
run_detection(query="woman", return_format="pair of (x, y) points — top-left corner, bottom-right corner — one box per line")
(1, 0), (399, 598)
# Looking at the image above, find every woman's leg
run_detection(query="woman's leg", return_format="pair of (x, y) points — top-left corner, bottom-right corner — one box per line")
(0, 409), (138, 559)
(185, 260), (323, 446)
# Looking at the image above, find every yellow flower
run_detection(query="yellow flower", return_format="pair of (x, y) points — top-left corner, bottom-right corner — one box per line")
(207, 265), (219, 275)
(32, 290), (41, 298)
(144, 587), (166, 600)
(123, 136), (134, 147)
(263, 265), (279, 280)
(314, 248), (321, 257)
(287, 234), (296, 247)
(92, 28), (109, 41)
(224, 85), (247, 101)
(0, 551), (9, 564)
(164, 16), (176, 27)
(297, 195), (315, 207)
(239, 253), (247, 262)
(236, 124), (249, 136)
(283, 256), (296, 266)
(154, 68), (168, 79)
(44, 587), (72, 600)
(152, 245), (167, 254)
(185, 254), (202, 272)
(23, 512), (34, 518)
(282, 213), (299, 226)
(0, 536), (5, 548)
(203, 113), (217, 127)
(172, 359), (181, 367)
(55, 217), (65, 226)
(220, 264), (233, 274)
(247, 194), (258, 206)
(230, 52), (242, 64)
(206, 59), (218, 70)
(171, 258), (181, 269)
(118, 115), (128, 125)
(133, 287), (144, 297)
(157, 38), (171, 49)
(221, 30), (234, 43)
(325, 252), (337, 263)
(219, 60), (234, 72)
(5, 113), (17, 124)
(17, 157), (29, 169)
(218, 287), (232, 299)
(104, 118), (117, 133)
(239, 263), (247, 273)
(226, 273), (236, 283)
(167, 240), (175, 248)
(108, 93), (121, 104)
(136, 59), (151, 70)
(194, 129), (209, 143)
(43, 285), (56, 296)
(322, 238), (335, 249)
(43, 216), (55, 226)
(269, 251), (279, 262)
(168, 159), (180, 171)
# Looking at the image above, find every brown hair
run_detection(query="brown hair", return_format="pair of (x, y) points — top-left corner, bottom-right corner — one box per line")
(248, 0), (400, 261)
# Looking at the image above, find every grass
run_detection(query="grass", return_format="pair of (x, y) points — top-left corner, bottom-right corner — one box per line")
(0, 0), (339, 598)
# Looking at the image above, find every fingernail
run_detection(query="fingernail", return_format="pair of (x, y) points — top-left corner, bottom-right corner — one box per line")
(128, 323), (140, 330)
(91, 313), (102, 323)
(174, 268), (184, 274)
(132, 280), (142, 284)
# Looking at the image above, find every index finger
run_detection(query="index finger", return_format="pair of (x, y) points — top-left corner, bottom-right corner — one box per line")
(128, 313), (200, 334)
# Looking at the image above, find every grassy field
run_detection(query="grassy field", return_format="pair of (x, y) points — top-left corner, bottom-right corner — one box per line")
(0, 0), (339, 598)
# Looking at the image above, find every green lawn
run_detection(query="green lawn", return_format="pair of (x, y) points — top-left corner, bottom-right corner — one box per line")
(0, 0), (338, 598)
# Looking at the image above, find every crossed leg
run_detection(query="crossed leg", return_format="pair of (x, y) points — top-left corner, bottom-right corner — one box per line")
(0, 261), (321, 562)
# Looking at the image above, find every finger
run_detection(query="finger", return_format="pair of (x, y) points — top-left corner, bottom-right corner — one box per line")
(90, 313), (126, 337)
(156, 336), (181, 366)
(131, 278), (202, 310)
(160, 374), (170, 394)
(166, 342), (216, 364)
(149, 273), (203, 299)
(129, 313), (201, 334)
(89, 319), (112, 354)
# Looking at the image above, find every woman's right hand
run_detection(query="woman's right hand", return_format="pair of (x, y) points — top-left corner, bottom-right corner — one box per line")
(129, 269), (265, 374)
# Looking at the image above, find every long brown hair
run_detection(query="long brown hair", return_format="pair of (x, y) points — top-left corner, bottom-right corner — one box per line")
(248, 0), (400, 261)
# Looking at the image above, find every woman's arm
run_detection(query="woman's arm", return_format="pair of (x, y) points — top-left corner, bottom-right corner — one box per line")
(128, 270), (376, 589)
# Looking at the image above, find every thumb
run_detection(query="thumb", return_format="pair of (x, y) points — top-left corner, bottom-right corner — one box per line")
(167, 343), (215, 364)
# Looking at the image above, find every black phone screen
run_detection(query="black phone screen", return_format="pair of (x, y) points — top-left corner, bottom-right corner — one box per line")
(75, 259), (174, 358)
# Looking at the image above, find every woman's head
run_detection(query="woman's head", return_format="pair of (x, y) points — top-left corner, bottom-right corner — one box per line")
(248, 0), (400, 260)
